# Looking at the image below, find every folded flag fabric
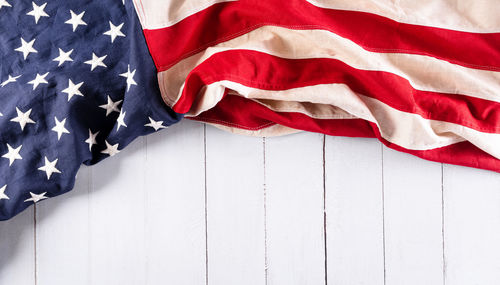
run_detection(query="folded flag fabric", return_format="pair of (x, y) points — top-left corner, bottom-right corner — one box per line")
(2, 0), (500, 220)
(141, 0), (500, 172)
(0, 0), (181, 220)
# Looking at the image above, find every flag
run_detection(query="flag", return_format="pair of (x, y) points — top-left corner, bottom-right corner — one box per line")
(2, 0), (500, 220)
(0, 0), (182, 220)
(138, 0), (500, 172)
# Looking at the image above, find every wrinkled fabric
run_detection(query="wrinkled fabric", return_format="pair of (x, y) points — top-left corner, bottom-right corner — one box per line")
(0, 0), (182, 220)
(138, 0), (500, 172)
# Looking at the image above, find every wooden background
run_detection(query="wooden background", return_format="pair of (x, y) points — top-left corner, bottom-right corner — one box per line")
(1, 119), (500, 285)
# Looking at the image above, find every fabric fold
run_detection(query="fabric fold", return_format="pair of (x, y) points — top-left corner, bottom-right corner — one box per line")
(0, 0), (182, 220)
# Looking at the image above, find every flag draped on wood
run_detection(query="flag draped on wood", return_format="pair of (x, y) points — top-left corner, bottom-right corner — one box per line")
(1, 0), (499, 220)
(137, 0), (500, 172)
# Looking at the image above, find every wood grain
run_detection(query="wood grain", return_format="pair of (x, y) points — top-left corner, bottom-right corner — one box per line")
(88, 136), (147, 285)
(325, 137), (384, 285)
(144, 120), (206, 285)
(383, 148), (444, 285)
(443, 165), (500, 285)
(0, 123), (499, 285)
(265, 132), (325, 285)
(205, 125), (266, 285)
(37, 166), (91, 285)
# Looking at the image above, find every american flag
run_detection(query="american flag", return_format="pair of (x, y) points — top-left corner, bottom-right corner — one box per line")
(1, 0), (500, 220)
(0, 0), (181, 220)
(137, 0), (500, 171)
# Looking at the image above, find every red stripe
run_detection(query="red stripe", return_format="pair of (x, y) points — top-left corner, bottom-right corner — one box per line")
(174, 50), (500, 133)
(143, 0), (500, 72)
(191, 91), (375, 137)
(190, 95), (500, 172)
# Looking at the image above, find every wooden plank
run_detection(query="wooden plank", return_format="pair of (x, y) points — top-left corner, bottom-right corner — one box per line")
(36, 166), (91, 285)
(205, 125), (266, 285)
(88, 136), (147, 284)
(382, 148), (443, 285)
(0, 207), (35, 285)
(144, 120), (206, 285)
(443, 165), (500, 285)
(325, 137), (384, 285)
(265, 132), (325, 285)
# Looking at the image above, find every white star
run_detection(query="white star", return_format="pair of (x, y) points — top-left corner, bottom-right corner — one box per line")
(15, 38), (37, 60)
(24, 192), (48, 203)
(116, 109), (127, 131)
(62, 79), (84, 101)
(1, 75), (21, 87)
(119, 65), (137, 91)
(38, 157), (61, 180)
(28, 72), (49, 90)
(51, 117), (70, 140)
(145, 117), (167, 131)
(101, 140), (120, 157)
(0, 185), (8, 200)
(99, 95), (122, 116)
(10, 107), (35, 130)
(0, 0), (11, 10)
(84, 53), (107, 71)
(103, 21), (125, 43)
(85, 129), (99, 151)
(1, 144), (22, 166)
(26, 2), (49, 24)
(53, 48), (73, 66)
(65, 10), (86, 32)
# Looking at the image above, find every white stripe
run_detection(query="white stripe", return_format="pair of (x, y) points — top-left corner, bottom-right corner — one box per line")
(190, 83), (357, 120)
(190, 80), (500, 158)
(134, 0), (500, 33)
(191, 86), (357, 119)
(307, 0), (500, 33)
(242, 97), (358, 120)
(158, 26), (500, 106)
(192, 119), (302, 137)
(134, 0), (236, 29)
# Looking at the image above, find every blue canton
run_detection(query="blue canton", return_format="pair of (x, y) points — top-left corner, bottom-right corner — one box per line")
(0, 0), (182, 220)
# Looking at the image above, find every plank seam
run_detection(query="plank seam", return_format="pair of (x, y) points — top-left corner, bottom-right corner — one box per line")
(88, 166), (93, 283)
(322, 135), (328, 285)
(263, 137), (269, 285)
(204, 124), (209, 285)
(441, 164), (446, 285)
(381, 145), (387, 285)
(34, 205), (38, 285)
(143, 136), (150, 285)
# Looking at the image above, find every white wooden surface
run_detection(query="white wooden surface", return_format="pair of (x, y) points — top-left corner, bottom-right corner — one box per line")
(1, 120), (499, 285)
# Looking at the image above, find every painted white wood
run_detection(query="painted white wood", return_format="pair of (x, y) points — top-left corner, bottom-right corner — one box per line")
(205, 125), (266, 285)
(4, 124), (500, 285)
(325, 137), (384, 285)
(382, 148), (443, 285)
(0, 207), (35, 285)
(88, 136), (147, 285)
(443, 165), (500, 285)
(144, 120), (206, 285)
(265, 132), (325, 285)
(36, 166), (91, 285)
